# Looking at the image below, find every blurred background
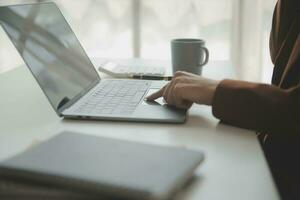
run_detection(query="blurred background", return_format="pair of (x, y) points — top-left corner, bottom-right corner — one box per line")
(0, 0), (277, 82)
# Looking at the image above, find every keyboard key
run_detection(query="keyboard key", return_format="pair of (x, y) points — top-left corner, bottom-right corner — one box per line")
(131, 91), (146, 103)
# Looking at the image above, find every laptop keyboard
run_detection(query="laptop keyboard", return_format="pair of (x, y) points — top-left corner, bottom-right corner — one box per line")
(74, 80), (151, 115)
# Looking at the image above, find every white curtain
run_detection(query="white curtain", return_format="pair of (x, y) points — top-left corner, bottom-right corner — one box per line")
(232, 0), (277, 82)
(0, 0), (278, 83)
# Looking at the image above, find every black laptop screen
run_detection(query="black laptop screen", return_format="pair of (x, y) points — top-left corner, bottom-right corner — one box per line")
(0, 3), (99, 112)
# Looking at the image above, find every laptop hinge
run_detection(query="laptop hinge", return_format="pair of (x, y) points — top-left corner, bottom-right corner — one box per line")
(57, 97), (70, 111)
(57, 79), (100, 116)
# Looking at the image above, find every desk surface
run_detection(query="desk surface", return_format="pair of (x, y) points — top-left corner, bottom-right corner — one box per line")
(0, 58), (279, 200)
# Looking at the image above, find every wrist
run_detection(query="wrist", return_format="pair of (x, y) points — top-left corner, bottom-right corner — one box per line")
(206, 80), (220, 105)
(195, 79), (220, 106)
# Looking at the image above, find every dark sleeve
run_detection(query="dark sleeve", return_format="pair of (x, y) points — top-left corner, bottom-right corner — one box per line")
(212, 0), (300, 136)
(270, 0), (300, 63)
(212, 80), (300, 135)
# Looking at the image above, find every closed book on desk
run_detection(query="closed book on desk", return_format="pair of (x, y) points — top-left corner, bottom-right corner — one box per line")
(0, 177), (101, 200)
(0, 131), (204, 200)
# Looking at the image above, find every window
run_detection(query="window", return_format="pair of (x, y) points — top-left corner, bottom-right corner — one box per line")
(0, 0), (277, 83)
(55, 0), (233, 61)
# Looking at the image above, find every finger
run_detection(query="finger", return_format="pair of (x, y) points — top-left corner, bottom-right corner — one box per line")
(177, 99), (193, 109)
(173, 83), (193, 109)
(174, 71), (194, 78)
(173, 83), (185, 107)
(165, 79), (178, 105)
(162, 82), (172, 103)
(146, 86), (165, 101)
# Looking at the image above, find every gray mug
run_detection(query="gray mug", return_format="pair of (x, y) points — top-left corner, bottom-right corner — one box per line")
(171, 39), (209, 75)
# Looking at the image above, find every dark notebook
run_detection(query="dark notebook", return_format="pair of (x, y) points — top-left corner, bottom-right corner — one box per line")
(0, 131), (204, 200)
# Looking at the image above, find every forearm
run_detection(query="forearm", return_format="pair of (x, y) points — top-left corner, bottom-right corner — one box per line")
(212, 79), (300, 136)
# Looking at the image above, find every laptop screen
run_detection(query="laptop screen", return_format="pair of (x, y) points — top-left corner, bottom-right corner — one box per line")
(0, 3), (100, 112)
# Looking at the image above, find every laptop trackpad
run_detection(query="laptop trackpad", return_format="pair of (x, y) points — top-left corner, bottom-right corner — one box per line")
(142, 89), (165, 106)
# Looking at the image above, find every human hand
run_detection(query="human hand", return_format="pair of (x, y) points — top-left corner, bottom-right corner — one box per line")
(146, 71), (220, 109)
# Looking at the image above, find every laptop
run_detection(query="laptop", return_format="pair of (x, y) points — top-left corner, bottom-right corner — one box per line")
(0, 2), (186, 123)
(0, 131), (204, 200)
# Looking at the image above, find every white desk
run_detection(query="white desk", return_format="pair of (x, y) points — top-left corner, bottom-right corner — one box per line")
(0, 59), (279, 200)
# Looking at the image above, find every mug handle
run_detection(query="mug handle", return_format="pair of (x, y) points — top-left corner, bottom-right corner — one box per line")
(199, 47), (209, 67)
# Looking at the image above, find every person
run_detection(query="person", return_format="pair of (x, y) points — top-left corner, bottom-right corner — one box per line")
(147, 0), (300, 199)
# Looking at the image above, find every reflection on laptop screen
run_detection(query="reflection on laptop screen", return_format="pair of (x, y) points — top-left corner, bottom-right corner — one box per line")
(0, 3), (99, 111)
